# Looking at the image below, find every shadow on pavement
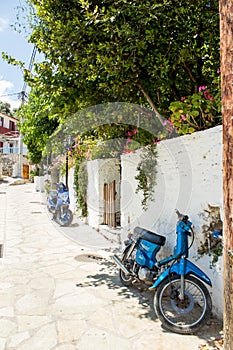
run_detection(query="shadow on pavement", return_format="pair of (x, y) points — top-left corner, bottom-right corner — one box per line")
(76, 257), (156, 321)
(75, 256), (223, 342)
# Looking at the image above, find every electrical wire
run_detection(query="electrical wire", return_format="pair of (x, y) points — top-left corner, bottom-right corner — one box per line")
(21, 45), (37, 94)
(0, 92), (21, 98)
(0, 46), (36, 102)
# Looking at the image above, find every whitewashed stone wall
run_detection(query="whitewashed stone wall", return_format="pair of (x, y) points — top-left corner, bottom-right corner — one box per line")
(121, 125), (223, 317)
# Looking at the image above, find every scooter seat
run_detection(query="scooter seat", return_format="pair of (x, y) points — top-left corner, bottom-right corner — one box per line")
(134, 226), (166, 246)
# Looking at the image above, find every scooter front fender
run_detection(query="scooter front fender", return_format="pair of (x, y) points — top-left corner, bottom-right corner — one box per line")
(149, 259), (212, 290)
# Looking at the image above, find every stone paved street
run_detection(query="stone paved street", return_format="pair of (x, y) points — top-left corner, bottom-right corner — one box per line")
(0, 179), (222, 350)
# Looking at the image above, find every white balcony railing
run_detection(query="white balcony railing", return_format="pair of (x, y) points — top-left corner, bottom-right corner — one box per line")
(0, 147), (27, 155)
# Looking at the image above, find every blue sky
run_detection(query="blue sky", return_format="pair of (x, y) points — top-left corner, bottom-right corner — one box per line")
(0, 0), (34, 109)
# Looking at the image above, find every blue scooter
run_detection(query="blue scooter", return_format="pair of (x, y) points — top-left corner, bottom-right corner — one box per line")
(47, 183), (73, 226)
(113, 210), (212, 334)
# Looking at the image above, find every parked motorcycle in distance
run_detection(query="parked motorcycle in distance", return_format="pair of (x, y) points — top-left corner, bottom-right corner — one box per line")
(113, 210), (212, 334)
(47, 182), (73, 226)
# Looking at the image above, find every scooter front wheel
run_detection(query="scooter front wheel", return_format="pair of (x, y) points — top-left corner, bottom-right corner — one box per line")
(47, 204), (54, 213)
(57, 209), (73, 227)
(154, 275), (212, 334)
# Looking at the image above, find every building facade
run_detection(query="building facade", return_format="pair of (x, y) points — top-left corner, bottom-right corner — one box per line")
(0, 112), (29, 179)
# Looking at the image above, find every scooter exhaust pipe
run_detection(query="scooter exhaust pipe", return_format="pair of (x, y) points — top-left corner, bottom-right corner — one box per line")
(112, 255), (131, 275)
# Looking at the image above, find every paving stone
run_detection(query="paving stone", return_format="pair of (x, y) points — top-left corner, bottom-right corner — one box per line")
(132, 330), (201, 350)
(16, 323), (57, 350)
(7, 331), (30, 349)
(0, 319), (17, 337)
(17, 315), (52, 332)
(111, 302), (155, 338)
(75, 328), (132, 350)
(50, 290), (108, 317)
(53, 279), (78, 299)
(52, 344), (76, 350)
(0, 306), (14, 317)
(15, 292), (51, 315)
(0, 292), (15, 308)
(0, 338), (6, 350)
(29, 275), (55, 291)
(0, 282), (14, 290)
(87, 307), (117, 333)
(57, 319), (87, 342)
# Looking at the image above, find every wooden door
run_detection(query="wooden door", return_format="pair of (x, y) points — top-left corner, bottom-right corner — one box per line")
(103, 180), (116, 227)
(23, 164), (29, 179)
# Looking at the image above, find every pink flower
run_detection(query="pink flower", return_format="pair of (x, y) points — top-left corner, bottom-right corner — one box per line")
(198, 86), (207, 92)
(217, 68), (221, 74)
(181, 96), (186, 102)
(203, 90), (212, 100)
(127, 131), (132, 137)
(123, 149), (133, 154)
(163, 120), (174, 127)
(126, 138), (132, 144)
(85, 151), (91, 159)
(133, 128), (138, 134)
(181, 114), (186, 121)
(209, 96), (214, 102)
(167, 126), (174, 132)
(152, 139), (160, 144)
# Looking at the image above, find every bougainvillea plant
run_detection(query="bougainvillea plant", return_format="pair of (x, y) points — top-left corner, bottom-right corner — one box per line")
(169, 73), (221, 135)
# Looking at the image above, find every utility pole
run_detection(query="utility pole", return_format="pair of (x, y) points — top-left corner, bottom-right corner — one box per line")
(18, 46), (37, 178)
(219, 1), (233, 349)
(18, 90), (26, 178)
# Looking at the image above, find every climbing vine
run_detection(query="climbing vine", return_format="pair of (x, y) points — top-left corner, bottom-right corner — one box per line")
(74, 160), (88, 217)
(197, 205), (223, 267)
(69, 124), (160, 214)
(135, 145), (158, 210)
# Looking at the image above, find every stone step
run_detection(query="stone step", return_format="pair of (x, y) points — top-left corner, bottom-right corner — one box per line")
(98, 225), (122, 244)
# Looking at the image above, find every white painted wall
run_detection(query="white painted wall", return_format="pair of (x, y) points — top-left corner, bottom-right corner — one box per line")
(121, 126), (223, 317)
(67, 167), (76, 213)
(87, 159), (101, 227)
(57, 167), (77, 213)
(87, 158), (121, 228)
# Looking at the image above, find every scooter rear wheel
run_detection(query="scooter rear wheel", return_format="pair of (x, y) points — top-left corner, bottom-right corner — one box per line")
(119, 245), (135, 286)
(154, 275), (212, 334)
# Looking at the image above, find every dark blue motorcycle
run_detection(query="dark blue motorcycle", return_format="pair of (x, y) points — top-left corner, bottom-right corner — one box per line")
(113, 210), (212, 334)
(47, 183), (73, 226)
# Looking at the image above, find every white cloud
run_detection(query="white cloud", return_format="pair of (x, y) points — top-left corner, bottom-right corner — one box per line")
(0, 77), (21, 109)
(0, 17), (9, 32)
(0, 78), (13, 93)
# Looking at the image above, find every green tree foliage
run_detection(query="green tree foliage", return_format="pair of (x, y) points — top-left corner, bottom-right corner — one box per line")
(0, 101), (13, 116)
(18, 89), (59, 164)
(5, 0), (220, 161)
(28, 0), (219, 110)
